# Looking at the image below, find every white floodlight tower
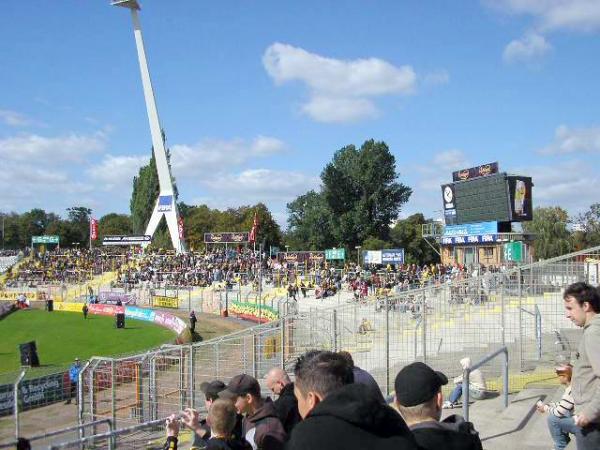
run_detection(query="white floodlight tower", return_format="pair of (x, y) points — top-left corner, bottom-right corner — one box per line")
(112, 0), (186, 253)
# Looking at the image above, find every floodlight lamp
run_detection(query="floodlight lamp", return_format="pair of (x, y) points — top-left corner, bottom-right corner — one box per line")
(111, 0), (140, 10)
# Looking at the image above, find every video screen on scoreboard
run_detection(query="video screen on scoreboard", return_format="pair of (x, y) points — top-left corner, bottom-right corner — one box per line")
(441, 173), (533, 225)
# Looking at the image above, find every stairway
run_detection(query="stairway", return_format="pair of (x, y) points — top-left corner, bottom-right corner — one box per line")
(460, 385), (572, 450)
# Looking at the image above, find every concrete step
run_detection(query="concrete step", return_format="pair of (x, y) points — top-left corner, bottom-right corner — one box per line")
(456, 386), (572, 450)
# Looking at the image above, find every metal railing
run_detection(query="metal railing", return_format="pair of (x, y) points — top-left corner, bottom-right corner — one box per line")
(0, 419), (114, 450)
(463, 346), (509, 422)
(4, 245), (600, 447)
(47, 417), (165, 449)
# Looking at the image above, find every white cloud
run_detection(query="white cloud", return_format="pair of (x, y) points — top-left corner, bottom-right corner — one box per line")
(202, 169), (320, 202)
(489, 0), (600, 33)
(87, 154), (148, 190)
(263, 42), (417, 123)
(300, 96), (379, 123)
(423, 70), (450, 86)
(170, 136), (286, 177)
(0, 109), (35, 127)
(431, 149), (470, 169)
(0, 160), (92, 212)
(510, 160), (599, 213)
(503, 33), (552, 63)
(0, 132), (106, 163)
(538, 124), (600, 154)
(249, 135), (287, 156)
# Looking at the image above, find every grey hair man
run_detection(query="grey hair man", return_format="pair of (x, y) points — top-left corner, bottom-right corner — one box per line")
(264, 367), (300, 434)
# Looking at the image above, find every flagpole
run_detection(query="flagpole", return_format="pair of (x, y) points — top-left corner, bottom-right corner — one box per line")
(89, 216), (92, 251)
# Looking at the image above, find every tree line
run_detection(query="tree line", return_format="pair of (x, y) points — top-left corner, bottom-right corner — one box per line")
(5, 135), (596, 264)
(523, 205), (600, 259)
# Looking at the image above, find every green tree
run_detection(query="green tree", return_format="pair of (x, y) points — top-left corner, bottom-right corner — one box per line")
(389, 214), (440, 265)
(67, 206), (92, 244)
(46, 220), (79, 246)
(286, 190), (335, 250)
(573, 203), (600, 249)
(97, 213), (132, 244)
(130, 153), (159, 234)
(523, 207), (572, 259)
(362, 236), (388, 250)
(321, 139), (412, 247)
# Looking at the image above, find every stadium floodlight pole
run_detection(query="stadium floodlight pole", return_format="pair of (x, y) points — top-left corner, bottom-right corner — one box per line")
(111, 0), (186, 254)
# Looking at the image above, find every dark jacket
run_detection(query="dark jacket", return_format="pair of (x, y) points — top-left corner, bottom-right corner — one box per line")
(410, 414), (483, 450)
(193, 415), (247, 449)
(286, 383), (419, 450)
(273, 383), (301, 435)
(191, 436), (251, 450)
(243, 398), (287, 450)
(352, 366), (386, 403)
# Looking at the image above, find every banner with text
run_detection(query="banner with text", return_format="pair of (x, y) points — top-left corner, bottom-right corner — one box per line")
(204, 232), (249, 243)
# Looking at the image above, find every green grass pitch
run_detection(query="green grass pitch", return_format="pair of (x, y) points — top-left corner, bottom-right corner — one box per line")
(0, 310), (176, 373)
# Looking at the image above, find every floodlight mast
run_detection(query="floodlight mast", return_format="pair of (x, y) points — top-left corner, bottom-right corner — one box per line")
(112, 0), (186, 253)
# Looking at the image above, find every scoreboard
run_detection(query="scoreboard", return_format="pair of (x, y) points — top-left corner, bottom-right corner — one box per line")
(442, 172), (533, 225)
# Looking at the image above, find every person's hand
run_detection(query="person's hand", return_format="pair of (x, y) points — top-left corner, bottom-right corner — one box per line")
(165, 414), (179, 437)
(535, 401), (545, 413)
(575, 413), (591, 427)
(181, 407), (200, 430)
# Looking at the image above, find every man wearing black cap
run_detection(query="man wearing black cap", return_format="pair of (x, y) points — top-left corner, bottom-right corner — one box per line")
(394, 362), (483, 450)
(286, 350), (419, 450)
(220, 374), (286, 450)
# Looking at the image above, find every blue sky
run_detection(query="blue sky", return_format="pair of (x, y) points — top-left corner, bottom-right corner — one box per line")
(1, 0), (599, 227)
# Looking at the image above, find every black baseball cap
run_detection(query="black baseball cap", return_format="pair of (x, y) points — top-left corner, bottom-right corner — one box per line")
(219, 374), (261, 399)
(394, 362), (448, 407)
(200, 380), (226, 401)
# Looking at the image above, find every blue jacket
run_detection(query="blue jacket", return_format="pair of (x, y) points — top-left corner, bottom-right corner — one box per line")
(69, 364), (81, 383)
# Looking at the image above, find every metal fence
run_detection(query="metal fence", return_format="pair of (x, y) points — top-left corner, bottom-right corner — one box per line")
(4, 245), (600, 448)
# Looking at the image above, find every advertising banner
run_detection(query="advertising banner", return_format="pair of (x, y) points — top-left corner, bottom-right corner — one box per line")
(88, 303), (125, 316)
(125, 306), (155, 322)
(54, 302), (85, 312)
(363, 250), (382, 265)
(32, 235), (59, 244)
(325, 248), (346, 260)
(443, 221), (498, 237)
(1, 372), (69, 416)
(102, 235), (152, 246)
(178, 216), (185, 239)
(507, 176), (533, 221)
(204, 232), (249, 243)
(152, 295), (179, 309)
(441, 234), (498, 245)
(279, 251), (325, 263)
(153, 311), (187, 334)
(90, 218), (98, 241)
(452, 162), (499, 182)
(0, 291), (47, 301)
(504, 242), (524, 262)
(381, 249), (405, 264)
(97, 291), (137, 305)
(158, 195), (173, 212)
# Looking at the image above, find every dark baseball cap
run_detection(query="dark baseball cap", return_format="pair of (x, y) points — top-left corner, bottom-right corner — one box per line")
(200, 380), (226, 401)
(219, 374), (261, 399)
(394, 362), (448, 407)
